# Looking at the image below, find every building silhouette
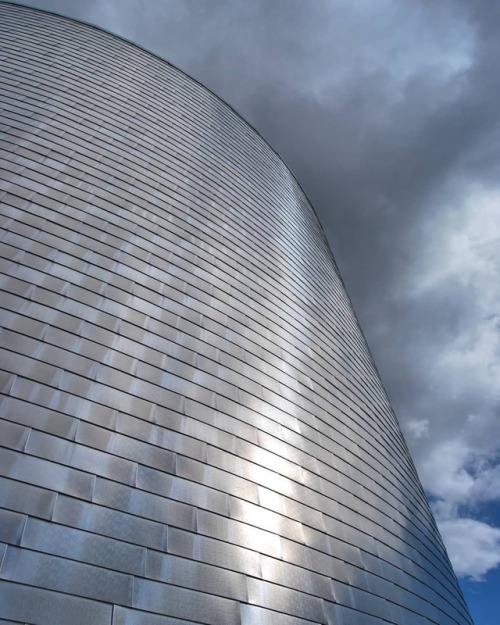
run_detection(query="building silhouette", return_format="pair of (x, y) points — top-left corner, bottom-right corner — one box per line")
(0, 4), (473, 624)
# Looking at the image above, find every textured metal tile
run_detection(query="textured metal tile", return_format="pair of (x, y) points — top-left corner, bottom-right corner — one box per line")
(53, 495), (167, 550)
(132, 578), (240, 625)
(197, 509), (282, 560)
(0, 447), (95, 500)
(26, 429), (137, 486)
(0, 419), (30, 451)
(136, 465), (229, 515)
(0, 509), (27, 545)
(168, 527), (262, 578)
(93, 478), (196, 531)
(22, 517), (146, 576)
(146, 551), (248, 601)
(113, 606), (193, 625)
(0, 476), (57, 519)
(247, 577), (327, 623)
(0, 395), (79, 439)
(0, 545), (133, 605)
(0, 579), (112, 625)
(240, 604), (313, 625)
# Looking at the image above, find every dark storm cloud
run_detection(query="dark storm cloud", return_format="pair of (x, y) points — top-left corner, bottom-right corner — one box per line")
(9, 0), (500, 579)
(85, 0), (499, 315)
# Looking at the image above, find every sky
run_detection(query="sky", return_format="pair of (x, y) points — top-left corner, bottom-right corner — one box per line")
(9, 1), (500, 622)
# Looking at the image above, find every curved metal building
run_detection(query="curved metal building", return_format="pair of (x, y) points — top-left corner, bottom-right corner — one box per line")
(0, 4), (472, 625)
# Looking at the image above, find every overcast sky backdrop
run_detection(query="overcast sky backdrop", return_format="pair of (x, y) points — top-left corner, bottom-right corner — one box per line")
(9, 1), (500, 622)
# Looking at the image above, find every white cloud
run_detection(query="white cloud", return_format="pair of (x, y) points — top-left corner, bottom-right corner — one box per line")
(399, 182), (500, 579)
(438, 517), (500, 581)
(412, 184), (500, 296)
(411, 187), (500, 411)
(404, 418), (429, 442)
(468, 462), (500, 503)
(420, 439), (475, 511)
(414, 418), (500, 580)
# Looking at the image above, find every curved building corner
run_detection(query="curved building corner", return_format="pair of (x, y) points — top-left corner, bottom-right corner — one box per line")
(0, 3), (473, 625)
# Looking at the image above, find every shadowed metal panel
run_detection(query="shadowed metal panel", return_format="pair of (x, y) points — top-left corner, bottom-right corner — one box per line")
(0, 3), (472, 624)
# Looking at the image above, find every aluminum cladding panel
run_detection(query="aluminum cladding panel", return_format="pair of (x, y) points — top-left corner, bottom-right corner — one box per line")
(0, 4), (472, 625)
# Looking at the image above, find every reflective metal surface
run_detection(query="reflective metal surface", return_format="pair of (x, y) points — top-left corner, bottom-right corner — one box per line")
(0, 4), (473, 624)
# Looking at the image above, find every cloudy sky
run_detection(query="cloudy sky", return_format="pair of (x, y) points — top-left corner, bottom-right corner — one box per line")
(12, 1), (500, 622)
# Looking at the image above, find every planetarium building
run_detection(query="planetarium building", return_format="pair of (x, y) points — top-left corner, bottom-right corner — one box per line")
(0, 3), (472, 625)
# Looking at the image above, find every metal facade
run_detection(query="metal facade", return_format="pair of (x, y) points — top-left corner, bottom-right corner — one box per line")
(0, 4), (472, 624)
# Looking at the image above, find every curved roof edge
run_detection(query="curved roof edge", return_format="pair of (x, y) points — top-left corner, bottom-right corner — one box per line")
(1, 2), (330, 241)
(3, 1), (401, 427)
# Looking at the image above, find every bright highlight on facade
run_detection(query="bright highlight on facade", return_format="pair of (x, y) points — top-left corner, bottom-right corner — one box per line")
(0, 4), (473, 624)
